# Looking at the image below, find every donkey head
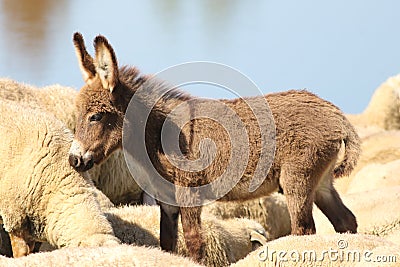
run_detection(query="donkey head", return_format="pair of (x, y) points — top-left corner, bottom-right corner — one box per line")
(69, 32), (130, 172)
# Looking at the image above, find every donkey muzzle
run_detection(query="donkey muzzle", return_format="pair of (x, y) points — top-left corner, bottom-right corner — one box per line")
(69, 153), (94, 172)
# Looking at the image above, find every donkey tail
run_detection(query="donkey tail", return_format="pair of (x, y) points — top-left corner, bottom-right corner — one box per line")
(333, 118), (361, 178)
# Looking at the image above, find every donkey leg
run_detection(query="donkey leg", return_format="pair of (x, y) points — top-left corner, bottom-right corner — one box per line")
(280, 165), (316, 235)
(9, 229), (35, 257)
(315, 174), (357, 233)
(32, 242), (42, 253)
(180, 206), (204, 263)
(0, 225), (13, 257)
(159, 203), (180, 252)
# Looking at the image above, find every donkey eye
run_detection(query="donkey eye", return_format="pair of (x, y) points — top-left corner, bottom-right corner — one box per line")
(89, 113), (103, 122)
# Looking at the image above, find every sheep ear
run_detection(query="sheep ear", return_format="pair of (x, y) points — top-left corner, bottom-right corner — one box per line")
(93, 35), (119, 93)
(73, 32), (97, 84)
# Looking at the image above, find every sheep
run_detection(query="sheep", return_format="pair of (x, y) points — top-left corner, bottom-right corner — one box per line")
(203, 192), (291, 241)
(347, 74), (400, 138)
(0, 182), (114, 258)
(232, 233), (400, 267)
(0, 77), (143, 206)
(344, 160), (400, 194)
(365, 219), (400, 247)
(0, 83), (114, 254)
(0, 78), (77, 131)
(0, 244), (203, 267)
(385, 224), (400, 246)
(0, 163), (114, 257)
(0, 100), (120, 257)
(36, 204), (266, 266)
(105, 205), (267, 266)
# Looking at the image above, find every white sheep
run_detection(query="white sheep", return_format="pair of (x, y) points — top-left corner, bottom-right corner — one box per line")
(0, 175), (114, 257)
(344, 160), (400, 194)
(0, 244), (203, 267)
(0, 78), (143, 205)
(347, 74), (400, 137)
(37, 204), (266, 266)
(0, 100), (120, 257)
(0, 78), (77, 131)
(232, 233), (400, 267)
(203, 192), (291, 241)
(105, 205), (267, 266)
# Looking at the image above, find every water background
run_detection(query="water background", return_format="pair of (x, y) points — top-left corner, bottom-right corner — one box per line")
(1, 0), (399, 113)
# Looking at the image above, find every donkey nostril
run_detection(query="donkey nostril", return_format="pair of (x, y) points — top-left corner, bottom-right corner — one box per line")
(84, 157), (94, 170)
(69, 154), (81, 168)
(84, 152), (94, 168)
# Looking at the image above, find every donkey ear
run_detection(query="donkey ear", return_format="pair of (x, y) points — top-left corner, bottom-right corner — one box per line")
(93, 35), (119, 93)
(73, 32), (96, 84)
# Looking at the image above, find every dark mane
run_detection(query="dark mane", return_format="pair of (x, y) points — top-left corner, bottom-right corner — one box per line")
(119, 65), (147, 91)
(119, 65), (192, 108)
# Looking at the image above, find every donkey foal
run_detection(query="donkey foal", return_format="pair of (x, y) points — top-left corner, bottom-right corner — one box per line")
(68, 32), (360, 263)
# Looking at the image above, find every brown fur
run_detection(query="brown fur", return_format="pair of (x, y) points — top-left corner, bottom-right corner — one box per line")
(69, 33), (360, 263)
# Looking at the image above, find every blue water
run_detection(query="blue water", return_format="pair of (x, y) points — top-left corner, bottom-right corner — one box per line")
(0, 0), (399, 113)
